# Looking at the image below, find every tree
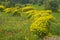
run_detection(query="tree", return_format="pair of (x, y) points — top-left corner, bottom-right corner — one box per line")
(49, 1), (58, 12)
(44, 0), (58, 12)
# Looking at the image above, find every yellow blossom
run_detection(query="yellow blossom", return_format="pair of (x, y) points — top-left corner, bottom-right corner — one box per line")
(0, 5), (5, 9)
(4, 8), (12, 13)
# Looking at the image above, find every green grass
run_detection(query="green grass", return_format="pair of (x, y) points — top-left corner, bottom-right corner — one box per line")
(0, 13), (30, 40)
(49, 12), (60, 36)
(0, 12), (38, 40)
(31, 4), (44, 10)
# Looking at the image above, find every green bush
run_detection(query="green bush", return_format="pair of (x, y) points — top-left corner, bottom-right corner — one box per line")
(44, 1), (58, 12)
(0, 5), (5, 12)
(49, 1), (58, 12)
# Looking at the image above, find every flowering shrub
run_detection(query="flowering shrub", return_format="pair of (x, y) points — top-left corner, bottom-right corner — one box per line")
(0, 5), (5, 12)
(3, 6), (35, 16)
(4, 7), (21, 16)
(22, 6), (35, 12)
(30, 11), (54, 39)
(4, 8), (12, 13)
(21, 6), (54, 39)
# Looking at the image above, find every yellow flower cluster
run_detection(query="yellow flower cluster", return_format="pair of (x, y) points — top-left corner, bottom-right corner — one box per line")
(30, 10), (54, 38)
(20, 6), (36, 19)
(22, 6), (35, 12)
(0, 5), (5, 9)
(40, 10), (52, 13)
(0, 5), (5, 11)
(4, 7), (19, 13)
(3, 7), (21, 16)
(3, 5), (35, 16)
(4, 8), (12, 13)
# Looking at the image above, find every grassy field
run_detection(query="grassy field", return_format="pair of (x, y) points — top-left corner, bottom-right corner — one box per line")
(50, 12), (60, 36)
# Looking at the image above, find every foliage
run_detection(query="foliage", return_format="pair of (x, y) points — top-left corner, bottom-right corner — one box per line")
(30, 10), (54, 39)
(0, 5), (59, 40)
(0, 5), (5, 12)
(44, 1), (58, 12)
(49, 1), (58, 12)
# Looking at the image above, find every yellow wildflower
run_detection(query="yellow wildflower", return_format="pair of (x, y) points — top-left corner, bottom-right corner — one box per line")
(0, 5), (5, 9)
(4, 8), (12, 13)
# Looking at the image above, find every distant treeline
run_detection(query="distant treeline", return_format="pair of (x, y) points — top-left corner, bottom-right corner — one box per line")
(0, 0), (44, 4)
(0, 0), (45, 6)
(0, 0), (60, 11)
(0, 0), (59, 6)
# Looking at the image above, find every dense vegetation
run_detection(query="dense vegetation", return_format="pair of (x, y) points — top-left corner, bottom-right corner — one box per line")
(0, 0), (60, 40)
